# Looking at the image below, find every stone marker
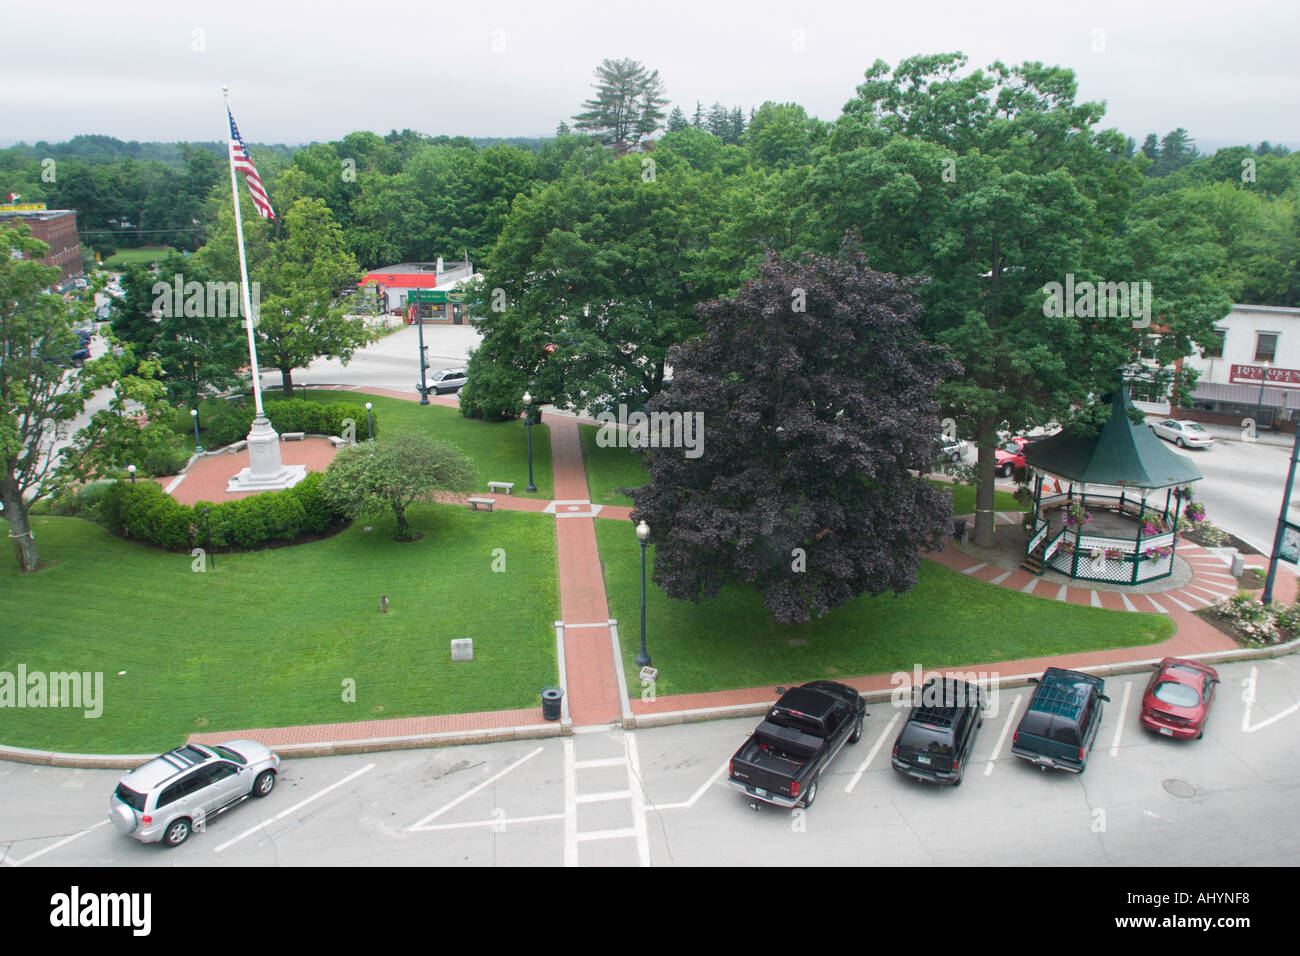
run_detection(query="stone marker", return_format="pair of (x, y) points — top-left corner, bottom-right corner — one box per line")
(1231, 552), (1245, 577)
(451, 638), (474, 662)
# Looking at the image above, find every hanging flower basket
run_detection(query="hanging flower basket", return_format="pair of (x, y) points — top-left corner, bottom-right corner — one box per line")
(1141, 520), (1162, 537)
(1143, 545), (1173, 562)
(1063, 503), (1092, 528)
(1104, 547), (1124, 561)
(1184, 502), (1207, 524)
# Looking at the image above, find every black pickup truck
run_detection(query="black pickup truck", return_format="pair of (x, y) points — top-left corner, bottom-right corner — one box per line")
(727, 681), (866, 809)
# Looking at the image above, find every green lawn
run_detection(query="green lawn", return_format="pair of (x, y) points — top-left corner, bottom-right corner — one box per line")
(0, 507), (559, 753)
(594, 519), (1173, 697)
(229, 390), (554, 499)
(579, 424), (647, 506)
(102, 246), (175, 269)
(937, 481), (1023, 516)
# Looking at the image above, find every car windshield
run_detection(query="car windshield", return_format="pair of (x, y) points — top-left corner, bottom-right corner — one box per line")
(212, 745), (247, 765)
(1001, 442), (1021, 454)
(1153, 681), (1201, 708)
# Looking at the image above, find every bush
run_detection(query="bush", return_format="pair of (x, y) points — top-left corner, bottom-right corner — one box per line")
(291, 471), (339, 533)
(1212, 592), (1280, 646)
(459, 359), (526, 422)
(203, 399), (374, 447)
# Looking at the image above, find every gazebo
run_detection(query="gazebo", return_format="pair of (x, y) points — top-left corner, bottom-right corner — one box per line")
(1021, 388), (1204, 585)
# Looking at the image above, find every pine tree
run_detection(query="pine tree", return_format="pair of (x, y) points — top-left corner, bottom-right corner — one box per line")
(572, 58), (670, 154)
(666, 106), (688, 133)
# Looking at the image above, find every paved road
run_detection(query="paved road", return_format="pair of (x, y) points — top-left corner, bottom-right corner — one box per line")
(4, 657), (1296, 867)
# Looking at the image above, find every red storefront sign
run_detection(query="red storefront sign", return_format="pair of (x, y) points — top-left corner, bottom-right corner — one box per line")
(1230, 364), (1300, 388)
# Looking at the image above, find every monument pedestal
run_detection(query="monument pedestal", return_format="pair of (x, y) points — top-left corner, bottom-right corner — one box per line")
(227, 416), (307, 492)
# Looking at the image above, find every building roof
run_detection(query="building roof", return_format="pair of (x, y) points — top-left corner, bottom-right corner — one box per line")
(1025, 388), (1203, 489)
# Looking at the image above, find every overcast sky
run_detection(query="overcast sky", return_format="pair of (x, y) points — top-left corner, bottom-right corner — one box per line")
(6, 0), (1298, 151)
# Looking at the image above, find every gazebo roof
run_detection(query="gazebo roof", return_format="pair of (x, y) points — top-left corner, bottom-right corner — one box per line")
(1024, 389), (1203, 490)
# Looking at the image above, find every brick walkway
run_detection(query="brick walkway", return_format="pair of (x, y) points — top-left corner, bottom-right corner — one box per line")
(174, 384), (1293, 746)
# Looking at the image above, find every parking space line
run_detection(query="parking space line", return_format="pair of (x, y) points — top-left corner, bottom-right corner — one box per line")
(846, 713), (899, 793)
(409, 748), (543, 831)
(573, 757), (625, 770)
(416, 813), (565, 832)
(1110, 681), (1133, 756)
(624, 733), (651, 867)
(214, 763), (374, 852)
(984, 694), (1023, 776)
(655, 760), (729, 811)
(4, 819), (110, 867)
(1241, 666), (1300, 733)
(576, 827), (639, 842)
(563, 738), (577, 867)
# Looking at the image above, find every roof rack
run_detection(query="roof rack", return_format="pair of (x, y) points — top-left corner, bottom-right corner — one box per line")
(1029, 678), (1090, 717)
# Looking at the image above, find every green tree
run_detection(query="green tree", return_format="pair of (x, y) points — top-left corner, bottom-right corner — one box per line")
(666, 106), (688, 133)
(320, 432), (475, 540)
(0, 223), (96, 571)
(573, 58), (670, 154)
(630, 247), (957, 624)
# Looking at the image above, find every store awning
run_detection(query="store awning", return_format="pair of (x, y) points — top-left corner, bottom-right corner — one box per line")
(1191, 380), (1300, 410)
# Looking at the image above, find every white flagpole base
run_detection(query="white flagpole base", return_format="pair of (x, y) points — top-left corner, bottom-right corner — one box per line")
(227, 417), (308, 492)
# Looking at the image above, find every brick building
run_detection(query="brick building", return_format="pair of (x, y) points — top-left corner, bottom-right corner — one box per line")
(1, 205), (83, 285)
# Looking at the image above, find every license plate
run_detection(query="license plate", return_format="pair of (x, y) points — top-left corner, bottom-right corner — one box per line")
(916, 755), (931, 765)
(1159, 727), (1173, 736)
(753, 787), (768, 798)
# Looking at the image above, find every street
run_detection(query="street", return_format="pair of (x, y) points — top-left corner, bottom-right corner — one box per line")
(3, 657), (1297, 867)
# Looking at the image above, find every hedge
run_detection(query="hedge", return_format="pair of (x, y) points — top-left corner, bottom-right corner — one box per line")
(205, 399), (377, 448)
(98, 475), (345, 551)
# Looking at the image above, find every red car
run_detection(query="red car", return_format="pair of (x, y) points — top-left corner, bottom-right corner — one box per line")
(1140, 658), (1219, 740)
(994, 437), (1031, 477)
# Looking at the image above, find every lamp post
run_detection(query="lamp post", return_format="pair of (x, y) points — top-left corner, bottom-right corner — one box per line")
(1262, 426), (1300, 605)
(416, 304), (429, 405)
(636, 520), (651, 668)
(1253, 360), (1272, 439)
(127, 464), (136, 484)
(191, 408), (202, 453)
(522, 392), (537, 493)
(365, 402), (374, 442)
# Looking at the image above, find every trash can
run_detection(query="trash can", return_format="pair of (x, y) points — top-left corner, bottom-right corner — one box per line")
(541, 687), (563, 721)
(952, 518), (967, 540)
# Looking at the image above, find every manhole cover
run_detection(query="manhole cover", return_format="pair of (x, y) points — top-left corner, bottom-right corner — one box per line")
(1162, 778), (1196, 798)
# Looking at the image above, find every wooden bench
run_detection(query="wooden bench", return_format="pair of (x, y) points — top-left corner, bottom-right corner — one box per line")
(328, 435), (348, 447)
(487, 481), (514, 495)
(467, 497), (496, 512)
(281, 431), (305, 441)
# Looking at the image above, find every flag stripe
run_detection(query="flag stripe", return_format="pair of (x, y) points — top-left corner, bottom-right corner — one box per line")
(228, 109), (276, 221)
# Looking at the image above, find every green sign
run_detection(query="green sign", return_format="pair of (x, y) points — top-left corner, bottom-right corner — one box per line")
(1280, 522), (1300, 565)
(406, 289), (466, 305)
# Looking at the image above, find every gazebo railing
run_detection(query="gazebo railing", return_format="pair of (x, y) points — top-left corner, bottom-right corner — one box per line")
(1042, 529), (1177, 583)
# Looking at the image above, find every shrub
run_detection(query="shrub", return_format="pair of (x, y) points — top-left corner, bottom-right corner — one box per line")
(1212, 592), (1280, 646)
(203, 399), (375, 447)
(459, 359), (526, 422)
(291, 471), (340, 533)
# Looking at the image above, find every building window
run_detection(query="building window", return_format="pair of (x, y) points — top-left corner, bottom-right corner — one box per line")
(1256, 332), (1279, 363)
(1201, 328), (1225, 359)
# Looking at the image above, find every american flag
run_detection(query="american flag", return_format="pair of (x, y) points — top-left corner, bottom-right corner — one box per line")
(227, 109), (276, 221)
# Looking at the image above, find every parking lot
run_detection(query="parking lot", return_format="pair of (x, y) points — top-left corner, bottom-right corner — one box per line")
(2, 656), (1297, 867)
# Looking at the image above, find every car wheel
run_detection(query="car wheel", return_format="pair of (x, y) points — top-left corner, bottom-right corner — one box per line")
(998, 464), (1012, 478)
(953, 767), (963, 787)
(164, 818), (191, 848)
(252, 770), (276, 798)
(1176, 438), (1185, 448)
(950, 452), (961, 462)
(802, 779), (818, 808)
(1197, 731), (1204, 740)
(849, 718), (863, 744)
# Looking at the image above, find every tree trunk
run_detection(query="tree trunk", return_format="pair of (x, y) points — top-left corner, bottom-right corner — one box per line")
(1, 473), (40, 572)
(973, 420), (999, 549)
(279, 366), (294, 400)
(392, 503), (409, 541)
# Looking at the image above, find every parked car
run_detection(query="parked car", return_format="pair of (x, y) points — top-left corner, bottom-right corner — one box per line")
(891, 677), (985, 786)
(1149, 419), (1215, 449)
(426, 367), (467, 395)
(1140, 658), (1219, 740)
(108, 740), (280, 847)
(1011, 667), (1109, 773)
(727, 680), (866, 809)
(994, 437), (1031, 477)
(939, 435), (969, 463)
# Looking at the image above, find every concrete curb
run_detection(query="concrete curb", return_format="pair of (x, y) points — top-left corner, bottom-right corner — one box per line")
(5, 637), (1295, 768)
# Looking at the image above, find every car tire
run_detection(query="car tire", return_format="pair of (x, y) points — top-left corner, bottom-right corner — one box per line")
(950, 452), (960, 462)
(252, 770), (276, 798)
(1176, 438), (1185, 448)
(1197, 731), (1204, 740)
(953, 767), (963, 787)
(802, 779), (818, 808)
(164, 818), (191, 848)
(998, 464), (1013, 478)
(849, 718), (863, 744)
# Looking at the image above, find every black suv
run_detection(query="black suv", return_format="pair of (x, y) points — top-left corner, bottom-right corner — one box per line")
(891, 678), (985, 786)
(1011, 667), (1109, 773)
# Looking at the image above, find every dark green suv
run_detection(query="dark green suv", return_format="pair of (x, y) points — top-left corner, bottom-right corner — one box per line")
(891, 678), (985, 786)
(1011, 668), (1109, 773)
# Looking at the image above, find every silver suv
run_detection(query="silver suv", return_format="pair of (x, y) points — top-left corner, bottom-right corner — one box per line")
(108, 740), (281, 848)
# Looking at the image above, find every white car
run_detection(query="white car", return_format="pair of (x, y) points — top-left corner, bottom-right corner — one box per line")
(939, 435), (969, 462)
(1150, 419), (1215, 449)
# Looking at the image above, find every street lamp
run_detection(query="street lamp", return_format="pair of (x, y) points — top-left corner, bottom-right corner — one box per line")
(1253, 360), (1272, 439)
(365, 402), (374, 442)
(416, 305), (429, 405)
(522, 392), (537, 493)
(636, 520), (652, 668)
(127, 464), (136, 484)
(191, 408), (202, 453)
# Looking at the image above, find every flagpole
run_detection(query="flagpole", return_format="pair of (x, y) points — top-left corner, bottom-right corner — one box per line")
(223, 84), (265, 420)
